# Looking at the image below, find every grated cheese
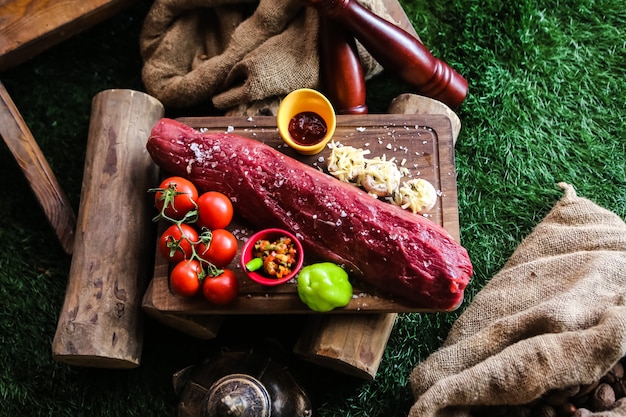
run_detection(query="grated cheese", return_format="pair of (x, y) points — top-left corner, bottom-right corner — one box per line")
(327, 142), (437, 214)
(357, 155), (404, 197)
(327, 142), (370, 182)
(391, 178), (437, 214)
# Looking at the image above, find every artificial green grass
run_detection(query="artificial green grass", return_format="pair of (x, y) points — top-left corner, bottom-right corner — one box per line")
(1, 0), (625, 416)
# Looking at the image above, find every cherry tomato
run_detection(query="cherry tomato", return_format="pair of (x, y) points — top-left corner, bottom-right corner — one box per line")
(159, 223), (199, 263)
(196, 191), (234, 230)
(154, 176), (199, 220)
(170, 260), (203, 297)
(197, 229), (238, 267)
(202, 269), (238, 305)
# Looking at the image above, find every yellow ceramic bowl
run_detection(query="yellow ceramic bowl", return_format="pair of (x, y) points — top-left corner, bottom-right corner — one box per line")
(276, 88), (337, 155)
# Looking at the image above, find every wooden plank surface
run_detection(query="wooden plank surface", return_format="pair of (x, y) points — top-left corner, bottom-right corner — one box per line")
(142, 113), (460, 315)
(0, 0), (135, 71)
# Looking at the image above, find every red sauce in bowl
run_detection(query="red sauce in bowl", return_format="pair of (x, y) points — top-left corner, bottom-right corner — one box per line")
(288, 111), (327, 145)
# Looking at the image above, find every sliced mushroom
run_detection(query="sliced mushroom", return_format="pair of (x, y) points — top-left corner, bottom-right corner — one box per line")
(360, 173), (398, 197)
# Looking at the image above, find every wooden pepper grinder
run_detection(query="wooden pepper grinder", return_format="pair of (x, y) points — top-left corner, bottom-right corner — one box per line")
(319, 16), (368, 114)
(306, 0), (468, 108)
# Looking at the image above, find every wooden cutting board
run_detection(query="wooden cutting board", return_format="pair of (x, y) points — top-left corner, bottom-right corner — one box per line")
(142, 113), (460, 314)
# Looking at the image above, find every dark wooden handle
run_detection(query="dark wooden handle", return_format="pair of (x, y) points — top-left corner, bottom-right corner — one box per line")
(307, 0), (468, 108)
(319, 17), (368, 114)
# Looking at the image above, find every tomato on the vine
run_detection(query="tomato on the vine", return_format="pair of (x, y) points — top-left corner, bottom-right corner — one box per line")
(196, 191), (234, 230)
(159, 223), (199, 263)
(170, 260), (203, 297)
(202, 269), (238, 305)
(197, 229), (238, 267)
(154, 176), (199, 220)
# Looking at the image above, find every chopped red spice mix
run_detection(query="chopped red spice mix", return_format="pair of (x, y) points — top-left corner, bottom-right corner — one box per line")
(252, 236), (298, 279)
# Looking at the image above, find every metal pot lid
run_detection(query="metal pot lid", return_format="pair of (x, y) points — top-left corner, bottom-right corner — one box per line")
(205, 374), (271, 417)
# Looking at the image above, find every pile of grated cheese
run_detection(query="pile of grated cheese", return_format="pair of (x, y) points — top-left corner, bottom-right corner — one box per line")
(356, 155), (407, 197)
(326, 141), (370, 182)
(391, 178), (437, 214)
(327, 142), (437, 214)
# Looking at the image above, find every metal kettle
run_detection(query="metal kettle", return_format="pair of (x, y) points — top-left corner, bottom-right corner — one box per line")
(173, 342), (313, 417)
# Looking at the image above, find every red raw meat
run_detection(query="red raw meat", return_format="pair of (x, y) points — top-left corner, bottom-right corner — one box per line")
(147, 118), (472, 310)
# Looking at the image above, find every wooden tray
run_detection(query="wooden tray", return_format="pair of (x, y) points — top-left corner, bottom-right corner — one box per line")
(142, 113), (459, 314)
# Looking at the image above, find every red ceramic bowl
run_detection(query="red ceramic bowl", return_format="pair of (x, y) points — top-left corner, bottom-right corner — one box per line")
(240, 228), (304, 286)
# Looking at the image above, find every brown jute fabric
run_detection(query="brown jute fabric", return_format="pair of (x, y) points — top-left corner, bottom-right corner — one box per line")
(139, 0), (390, 111)
(409, 183), (626, 417)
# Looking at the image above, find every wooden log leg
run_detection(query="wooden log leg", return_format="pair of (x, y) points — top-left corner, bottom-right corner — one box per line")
(293, 313), (397, 380)
(0, 81), (76, 254)
(142, 308), (223, 341)
(52, 89), (164, 368)
(142, 277), (224, 340)
(293, 94), (460, 379)
(388, 93), (462, 144)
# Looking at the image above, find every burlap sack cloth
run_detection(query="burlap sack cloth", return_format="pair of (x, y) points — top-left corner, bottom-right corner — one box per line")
(410, 183), (626, 417)
(139, 0), (391, 112)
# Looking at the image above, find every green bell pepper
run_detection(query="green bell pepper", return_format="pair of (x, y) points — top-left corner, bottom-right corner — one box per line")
(297, 262), (352, 312)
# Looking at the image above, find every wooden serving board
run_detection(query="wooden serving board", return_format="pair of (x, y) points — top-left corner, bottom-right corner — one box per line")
(142, 113), (459, 314)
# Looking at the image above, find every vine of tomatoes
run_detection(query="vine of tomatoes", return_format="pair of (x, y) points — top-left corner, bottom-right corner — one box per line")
(150, 176), (238, 305)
